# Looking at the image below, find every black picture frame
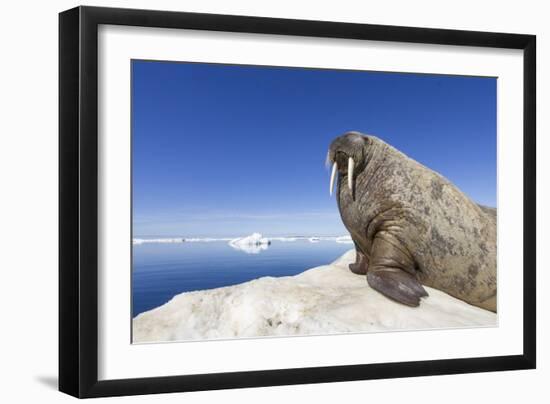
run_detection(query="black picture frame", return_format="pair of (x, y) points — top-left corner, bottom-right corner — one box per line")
(59, 5), (536, 398)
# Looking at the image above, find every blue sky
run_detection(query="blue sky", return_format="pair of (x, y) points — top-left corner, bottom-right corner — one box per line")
(132, 60), (496, 237)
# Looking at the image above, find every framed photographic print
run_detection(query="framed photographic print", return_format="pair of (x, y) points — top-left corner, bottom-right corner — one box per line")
(59, 6), (536, 398)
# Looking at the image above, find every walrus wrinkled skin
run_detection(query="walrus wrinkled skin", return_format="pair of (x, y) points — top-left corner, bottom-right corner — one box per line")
(327, 131), (497, 312)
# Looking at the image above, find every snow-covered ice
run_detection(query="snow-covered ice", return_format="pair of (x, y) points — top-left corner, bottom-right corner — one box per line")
(132, 249), (497, 343)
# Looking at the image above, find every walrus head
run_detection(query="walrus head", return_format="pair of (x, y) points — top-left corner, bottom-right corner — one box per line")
(326, 131), (370, 195)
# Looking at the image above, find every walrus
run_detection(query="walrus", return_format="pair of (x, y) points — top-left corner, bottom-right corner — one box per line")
(327, 131), (497, 312)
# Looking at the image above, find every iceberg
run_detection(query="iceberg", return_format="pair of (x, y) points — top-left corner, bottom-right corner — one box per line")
(228, 233), (271, 254)
(229, 232), (271, 246)
(229, 242), (270, 254)
(132, 249), (497, 343)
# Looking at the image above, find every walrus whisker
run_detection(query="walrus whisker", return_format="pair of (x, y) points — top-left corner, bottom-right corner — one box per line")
(348, 157), (354, 191)
(330, 162), (338, 196)
(325, 150), (332, 168)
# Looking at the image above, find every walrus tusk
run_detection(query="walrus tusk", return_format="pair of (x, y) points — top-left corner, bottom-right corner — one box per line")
(348, 157), (354, 191)
(330, 162), (338, 196)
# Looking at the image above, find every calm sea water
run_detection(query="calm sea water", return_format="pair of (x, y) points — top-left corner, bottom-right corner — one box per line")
(132, 240), (352, 317)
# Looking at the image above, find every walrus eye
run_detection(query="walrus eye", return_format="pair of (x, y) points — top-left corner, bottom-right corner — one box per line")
(348, 157), (355, 191)
(330, 162), (338, 196)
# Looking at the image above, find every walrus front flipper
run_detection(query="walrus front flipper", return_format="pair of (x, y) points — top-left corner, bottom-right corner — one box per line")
(367, 270), (428, 307)
(367, 235), (428, 307)
(349, 244), (369, 275)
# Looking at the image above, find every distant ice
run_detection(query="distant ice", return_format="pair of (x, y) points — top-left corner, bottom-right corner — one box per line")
(132, 237), (232, 245)
(335, 235), (353, 244)
(132, 238), (185, 245)
(132, 234), (353, 246)
(185, 237), (233, 242)
(133, 249), (497, 343)
(270, 237), (298, 242)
